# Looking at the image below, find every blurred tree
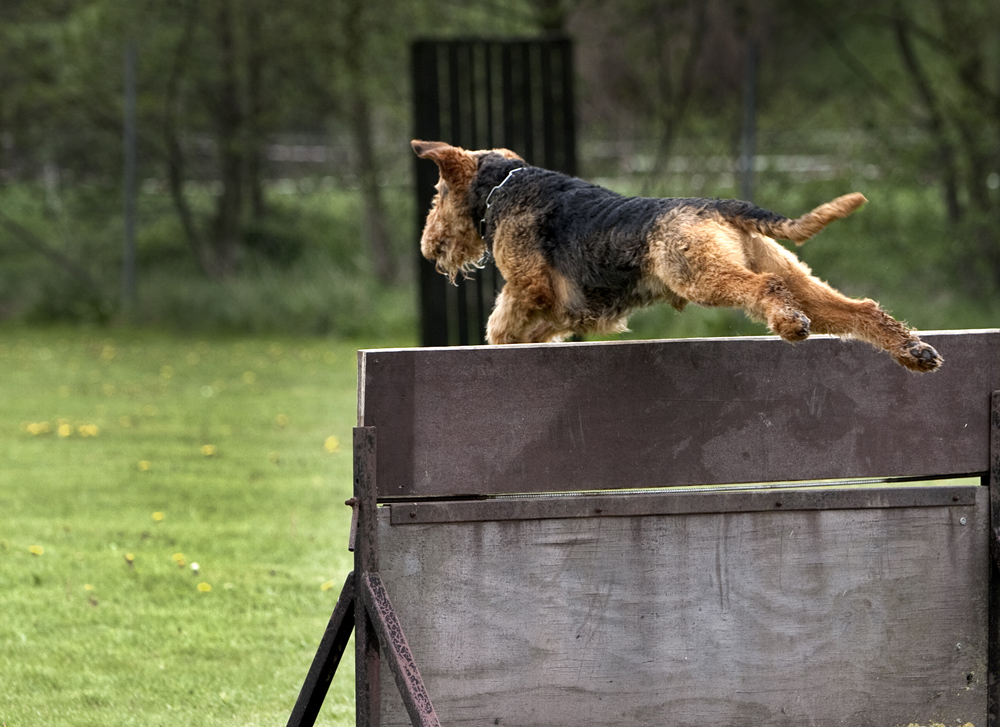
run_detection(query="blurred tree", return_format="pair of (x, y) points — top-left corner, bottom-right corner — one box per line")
(888, 0), (1000, 288)
(339, 0), (397, 283)
(783, 0), (1000, 289)
(157, 0), (299, 279)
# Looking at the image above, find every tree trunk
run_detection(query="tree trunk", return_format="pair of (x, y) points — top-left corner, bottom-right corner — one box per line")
(164, 0), (216, 278)
(342, 0), (396, 284)
(245, 1), (267, 222)
(210, 0), (244, 278)
(641, 2), (708, 195)
(891, 4), (963, 223)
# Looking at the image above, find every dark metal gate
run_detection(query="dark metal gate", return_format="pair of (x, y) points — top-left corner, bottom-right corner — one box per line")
(411, 37), (578, 347)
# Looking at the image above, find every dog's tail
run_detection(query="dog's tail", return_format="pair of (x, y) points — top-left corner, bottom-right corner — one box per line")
(725, 193), (867, 245)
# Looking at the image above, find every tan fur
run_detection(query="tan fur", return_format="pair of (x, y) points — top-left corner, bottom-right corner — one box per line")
(413, 140), (942, 373)
(737, 193), (869, 244)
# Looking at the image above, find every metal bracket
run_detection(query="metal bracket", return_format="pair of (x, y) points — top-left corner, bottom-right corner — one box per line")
(346, 497), (359, 552)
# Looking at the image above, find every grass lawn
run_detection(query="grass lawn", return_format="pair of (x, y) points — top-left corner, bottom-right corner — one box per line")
(0, 325), (409, 726)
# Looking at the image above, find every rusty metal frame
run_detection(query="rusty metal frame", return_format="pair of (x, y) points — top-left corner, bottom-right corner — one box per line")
(989, 391), (1000, 726)
(287, 427), (441, 727)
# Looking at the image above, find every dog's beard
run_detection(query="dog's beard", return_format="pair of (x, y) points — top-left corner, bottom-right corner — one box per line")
(430, 241), (486, 284)
(421, 212), (485, 284)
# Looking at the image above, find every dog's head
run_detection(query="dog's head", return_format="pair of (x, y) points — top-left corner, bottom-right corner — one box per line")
(412, 140), (523, 281)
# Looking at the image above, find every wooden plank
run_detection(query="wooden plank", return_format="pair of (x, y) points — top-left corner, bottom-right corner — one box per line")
(286, 573), (355, 727)
(376, 492), (989, 727)
(361, 572), (442, 727)
(387, 484), (980, 525)
(359, 330), (1000, 499)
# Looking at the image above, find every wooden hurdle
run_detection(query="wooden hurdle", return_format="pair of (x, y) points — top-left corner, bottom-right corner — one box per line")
(289, 329), (1000, 727)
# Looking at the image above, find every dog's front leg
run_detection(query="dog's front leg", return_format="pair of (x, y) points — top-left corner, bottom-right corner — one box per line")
(486, 288), (531, 344)
(486, 287), (563, 344)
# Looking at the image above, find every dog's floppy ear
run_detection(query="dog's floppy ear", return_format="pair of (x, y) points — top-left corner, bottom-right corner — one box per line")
(411, 140), (476, 184)
(411, 140), (453, 159)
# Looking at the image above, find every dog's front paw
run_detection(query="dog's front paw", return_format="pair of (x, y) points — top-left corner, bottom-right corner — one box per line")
(895, 340), (943, 373)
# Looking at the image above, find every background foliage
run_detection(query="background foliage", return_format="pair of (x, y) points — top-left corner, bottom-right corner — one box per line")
(1, 0), (998, 337)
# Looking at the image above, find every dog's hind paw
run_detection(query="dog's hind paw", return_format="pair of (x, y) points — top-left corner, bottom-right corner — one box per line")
(773, 310), (811, 342)
(895, 340), (943, 373)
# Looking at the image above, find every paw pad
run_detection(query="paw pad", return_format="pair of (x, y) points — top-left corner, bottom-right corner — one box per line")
(900, 341), (943, 372)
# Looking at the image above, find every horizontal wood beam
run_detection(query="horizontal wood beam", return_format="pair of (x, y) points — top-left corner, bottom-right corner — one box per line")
(359, 330), (1000, 499)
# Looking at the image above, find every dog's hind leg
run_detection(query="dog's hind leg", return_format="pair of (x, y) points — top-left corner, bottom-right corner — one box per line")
(749, 236), (942, 372)
(653, 220), (812, 343)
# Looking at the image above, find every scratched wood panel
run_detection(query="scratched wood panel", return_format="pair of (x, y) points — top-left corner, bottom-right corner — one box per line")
(375, 491), (988, 727)
(358, 330), (1000, 499)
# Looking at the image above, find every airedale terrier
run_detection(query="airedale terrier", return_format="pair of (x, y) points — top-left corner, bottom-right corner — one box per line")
(412, 140), (942, 372)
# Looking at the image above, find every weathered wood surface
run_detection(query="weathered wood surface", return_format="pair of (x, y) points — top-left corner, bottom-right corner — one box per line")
(358, 330), (1000, 499)
(376, 490), (989, 727)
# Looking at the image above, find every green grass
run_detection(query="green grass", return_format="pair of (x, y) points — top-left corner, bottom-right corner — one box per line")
(0, 326), (412, 726)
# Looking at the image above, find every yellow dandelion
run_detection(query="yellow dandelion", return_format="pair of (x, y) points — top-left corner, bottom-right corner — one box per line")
(320, 580), (335, 591)
(138, 460), (151, 472)
(125, 553), (135, 567)
(100, 345), (116, 362)
(84, 584), (94, 591)
(275, 413), (289, 428)
(201, 444), (217, 457)
(142, 404), (157, 417)
(160, 365), (174, 379)
(57, 423), (73, 438)
(242, 370), (257, 384)
(152, 511), (165, 522)
(172, 552), (186, 567)
(197, 582), (212, 592)
(26, 422), (49, 435)
(29, 545), (44, 556)
(323, 435), (339, 453)
(78, 424), (99, 437)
